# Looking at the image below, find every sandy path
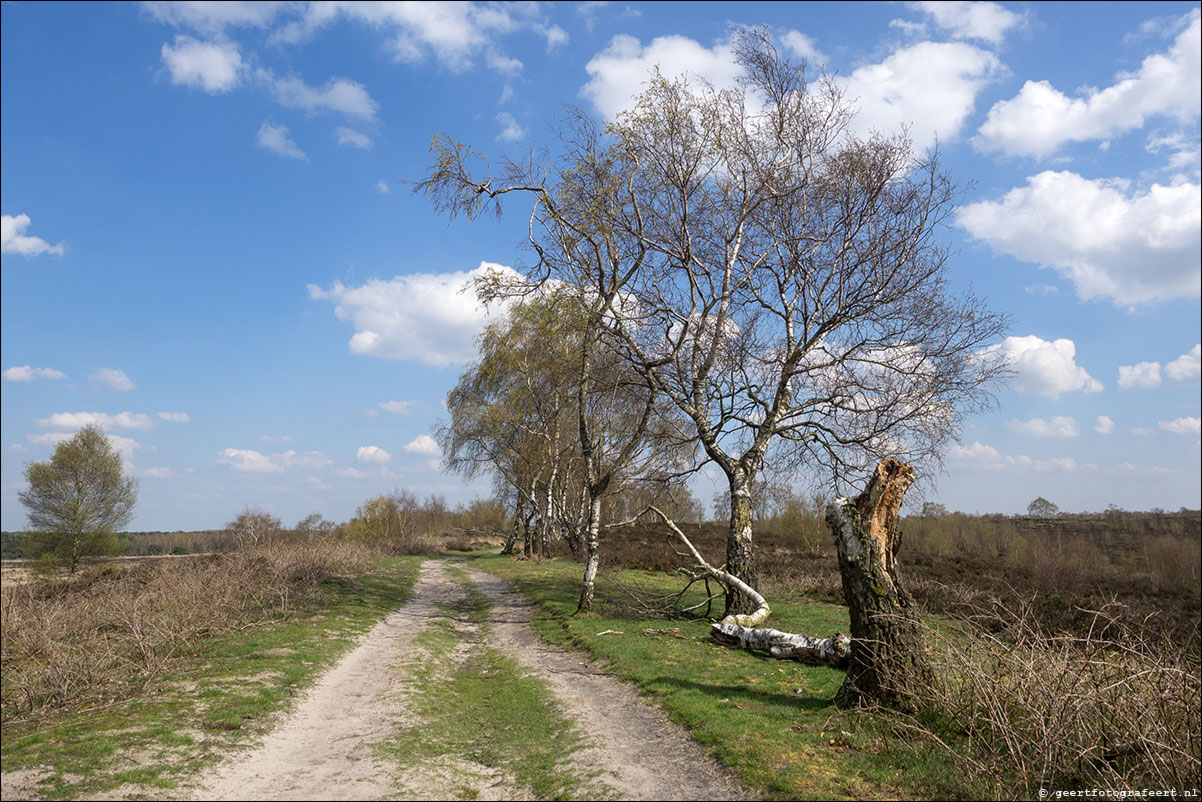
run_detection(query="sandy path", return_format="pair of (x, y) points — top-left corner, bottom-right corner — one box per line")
(463, 565), (744, 802)
(185, 560), (450, 800)
(182, 558), (743, 801)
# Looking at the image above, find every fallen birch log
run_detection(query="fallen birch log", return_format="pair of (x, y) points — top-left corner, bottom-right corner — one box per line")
(710, 623), (851, 666)
(646, 506), (771, 629)
(643, 506), (847, 665)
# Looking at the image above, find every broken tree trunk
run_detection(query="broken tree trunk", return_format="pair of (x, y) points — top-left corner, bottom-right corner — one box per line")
(826, 458), (935, 709)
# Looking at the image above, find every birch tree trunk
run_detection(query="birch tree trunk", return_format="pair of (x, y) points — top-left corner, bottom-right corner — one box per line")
(502, 489), (523, 555)
(826, 458), (935, 709)
(576, 494), (603, 613)
(724, 474), (759, 618)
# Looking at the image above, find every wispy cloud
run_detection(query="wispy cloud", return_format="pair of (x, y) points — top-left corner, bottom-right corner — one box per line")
(335, 126), (373, 149)
(35, 411), (154, 431)
(257, 122), (307, 160)
(90, 367), (135, 392)
(3, 365), (66, 382)
(217, 447), (331, 473)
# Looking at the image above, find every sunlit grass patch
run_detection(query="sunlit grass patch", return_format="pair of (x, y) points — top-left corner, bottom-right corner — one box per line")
(469, 553), (964, 801)
(383, 561), (610, 801)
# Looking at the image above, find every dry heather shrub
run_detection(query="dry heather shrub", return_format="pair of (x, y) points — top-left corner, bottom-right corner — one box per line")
(903, 601), (1201, 798)
(0, 538), (374, 721)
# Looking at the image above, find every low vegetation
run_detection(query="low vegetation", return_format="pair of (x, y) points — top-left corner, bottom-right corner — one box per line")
(587, 508), (1202, 651)
(1, 546), (421, 800)
(2, 492), (1198, 800)
(471, 552), (1200, 800)
(2, 538), (382, 722)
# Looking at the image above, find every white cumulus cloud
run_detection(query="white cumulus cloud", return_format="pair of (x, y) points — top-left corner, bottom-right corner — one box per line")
(35, 411), (154, 431)
(217, 447), (330, 473)
(1005, 416), (1080, 438)
(495, 112), (526, 142)
(160, 35), (243, 93)
(1095, 415), (1116, 435)
(3, 365), (66, 382)
(142, 1), (286, 33)
(308, 262), (520, 368)
(273, 2), (534, 75)
(906, 1), (1024, 46)
(379, 400), (418, 415)
(581, 33), (743, 120)
(356, 445), (392, 464)
(270, 75), (379, 121)
(980, 335), (1102, 399)
(1159, 417), (1201, 436)
(257, 122), (307, 160)
(218, 448), (283, 473)
(779, 29), (826, 64)
(950, 441), (1077, 472)
(1118, 361), (1163, 389)
(843, 41), (1001, 150)
(28, 432), (144, 463)
(975, 9), (1201, 158)
(403, 434), (441, 456)
(157, 411), (190, 423)
(958, 171), (1200, 305)
(1166, 344), (1201, 381)
(581, 32), (999, 152)
(90, 367), (135, 392)
(2, 214), (65, 257)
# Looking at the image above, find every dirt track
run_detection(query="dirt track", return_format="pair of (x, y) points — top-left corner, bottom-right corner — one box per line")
(185, 559), (744, 801)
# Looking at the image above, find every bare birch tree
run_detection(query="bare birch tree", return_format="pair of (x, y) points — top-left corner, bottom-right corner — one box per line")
(419, 29), (1007, 616)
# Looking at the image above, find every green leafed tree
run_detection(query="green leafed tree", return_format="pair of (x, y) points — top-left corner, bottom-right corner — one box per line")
(1027, 496), (1060, 518)
(18, 424), (137, 573)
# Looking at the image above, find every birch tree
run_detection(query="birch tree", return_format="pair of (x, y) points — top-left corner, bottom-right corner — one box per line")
(419, 29), (1007, 616)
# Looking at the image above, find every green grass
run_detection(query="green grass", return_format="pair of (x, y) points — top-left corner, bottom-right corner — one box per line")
(0, 558), (423, 801)
(381, 561), (610, 801)
(468, 553), (971, 801)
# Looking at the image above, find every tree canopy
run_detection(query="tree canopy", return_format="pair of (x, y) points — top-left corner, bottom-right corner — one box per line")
(19, 424), (138, 573)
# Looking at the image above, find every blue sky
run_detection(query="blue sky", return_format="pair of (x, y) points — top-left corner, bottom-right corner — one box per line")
(2, 1), (1199, 531)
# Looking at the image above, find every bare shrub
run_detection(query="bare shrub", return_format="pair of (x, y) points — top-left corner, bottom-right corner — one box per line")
(900, 601), (1201, 798)
(1143, 534), (1202, 595)
(0, 538), (375, 721)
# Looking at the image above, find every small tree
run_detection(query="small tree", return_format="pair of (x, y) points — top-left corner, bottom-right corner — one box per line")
(19, 424), (137, 573)
(1027, 497), (1060, 518)
(224, 506), (282, 549)
(921, 502), (949, 518)
(295, 512), (337, 538)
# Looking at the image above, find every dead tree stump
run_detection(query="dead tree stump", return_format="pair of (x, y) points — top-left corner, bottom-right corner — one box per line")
(826, 458), (935, 709)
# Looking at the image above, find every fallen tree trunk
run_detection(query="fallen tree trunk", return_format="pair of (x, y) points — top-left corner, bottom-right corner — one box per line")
(644, 506), (851, 665)
(710, 623), (850, 666)
(646, 506), (771, 628)
(827, 458), (935, 709)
